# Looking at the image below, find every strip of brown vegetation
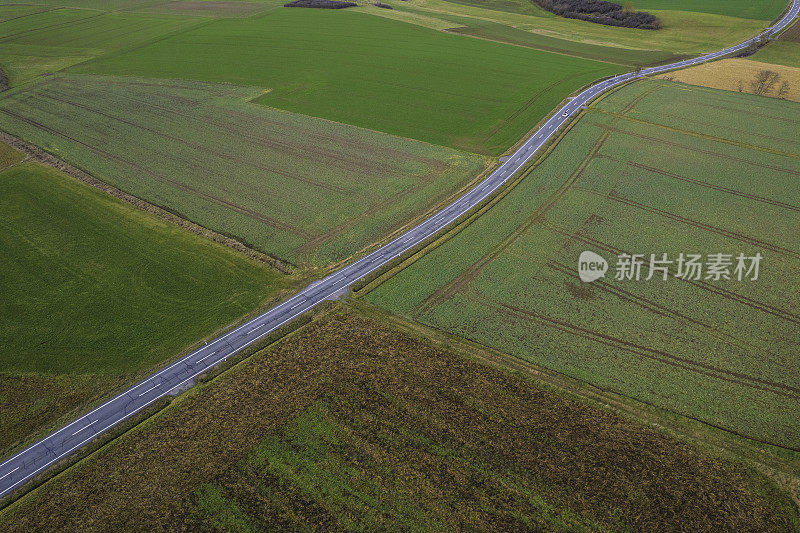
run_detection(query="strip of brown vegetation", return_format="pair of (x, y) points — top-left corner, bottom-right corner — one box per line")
(1, 310), (794, 531)
(780, 19), (800, 42)
(0, 131), (294, 274)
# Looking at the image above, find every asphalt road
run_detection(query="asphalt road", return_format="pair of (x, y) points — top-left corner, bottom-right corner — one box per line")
(1, 0), (798, 501)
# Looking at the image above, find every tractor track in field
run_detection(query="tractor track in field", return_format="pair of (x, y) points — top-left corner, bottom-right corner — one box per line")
(468, 293), (800, 400)
(41, 88), (459, 258)
(578, 186), (799, 258)
(593, 111), (800, 160)
(545, 259), (784, 361)
(416, 87), (656, 315)
(53, 76), (451, 175)
(597, 155), (800, 212)
(414, 132), (608, 317)
(542, 223), (800, 325)
(593, 123), (800, 173)
(0, 108), (313, 239)
(36, 79), (468, 257)
(654, 110), (800, 147)
(33, 89), (351, 195)
(695, 99), (800, 126)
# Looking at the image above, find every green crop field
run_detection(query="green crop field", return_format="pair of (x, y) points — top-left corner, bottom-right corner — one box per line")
(754, 41), (800, 67)
(1, 310), (795, 530)
(69, 8), (624, 155)
(367, 80), (800, 449)
(0, 5), (202, 87)
(0, 75), (488, 266)
(0, 156), (287, 454)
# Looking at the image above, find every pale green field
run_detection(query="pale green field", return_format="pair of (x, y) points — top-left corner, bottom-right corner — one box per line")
(0, 75), (489, 266)
(367, 80), (800, 449)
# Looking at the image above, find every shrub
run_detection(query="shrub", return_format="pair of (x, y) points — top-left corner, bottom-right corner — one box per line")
(284, 0), (356, 8)
(534, 0), (661, 29)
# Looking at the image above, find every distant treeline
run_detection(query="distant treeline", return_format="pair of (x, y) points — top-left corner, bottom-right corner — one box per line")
(534, 0), (661, 29)
(284, 0), (356, 8)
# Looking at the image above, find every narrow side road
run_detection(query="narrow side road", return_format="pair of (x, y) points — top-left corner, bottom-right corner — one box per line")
(1, 0), (797, 501)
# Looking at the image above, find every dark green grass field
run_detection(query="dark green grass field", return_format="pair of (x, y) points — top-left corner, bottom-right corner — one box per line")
(1, 310), (795, 530)
(367, 80), (800, 449)
(69, 8), (623, 155)
(0, 5), (202, 86)
(0, 75), (488, 266)
(0, 157), (287, 454)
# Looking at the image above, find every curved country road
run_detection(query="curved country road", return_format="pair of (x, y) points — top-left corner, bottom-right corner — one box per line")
(1, 0), (798, 501)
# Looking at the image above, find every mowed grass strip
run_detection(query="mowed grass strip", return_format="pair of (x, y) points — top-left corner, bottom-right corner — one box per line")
(407, 0), (770, 55)
(69, 8), (624, 155)
(408, 8), (683, 66)
(0, 75), (488, 266)
(440, 0), (787, 19)
(0, 159), (287, 453)
(366, 80), (800, 448)
(0, 311), (795, 531)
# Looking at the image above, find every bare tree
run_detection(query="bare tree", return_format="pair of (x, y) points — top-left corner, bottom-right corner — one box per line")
(749, 69), (781, 96)
(777, 80), (790, 99)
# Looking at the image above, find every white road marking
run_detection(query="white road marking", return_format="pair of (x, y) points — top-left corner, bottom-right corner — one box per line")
(71, 420), (98, 436)
(196, 350), (217, 364)
(138, 384), (160, 397)
(0, 467), (18, 481)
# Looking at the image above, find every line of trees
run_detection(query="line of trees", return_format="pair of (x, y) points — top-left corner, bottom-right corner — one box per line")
(533, 0), (661, 29)
(283, 0), (356, 8)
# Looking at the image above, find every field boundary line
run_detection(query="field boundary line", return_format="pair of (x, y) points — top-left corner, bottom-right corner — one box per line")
(0, 130), (295, 273)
